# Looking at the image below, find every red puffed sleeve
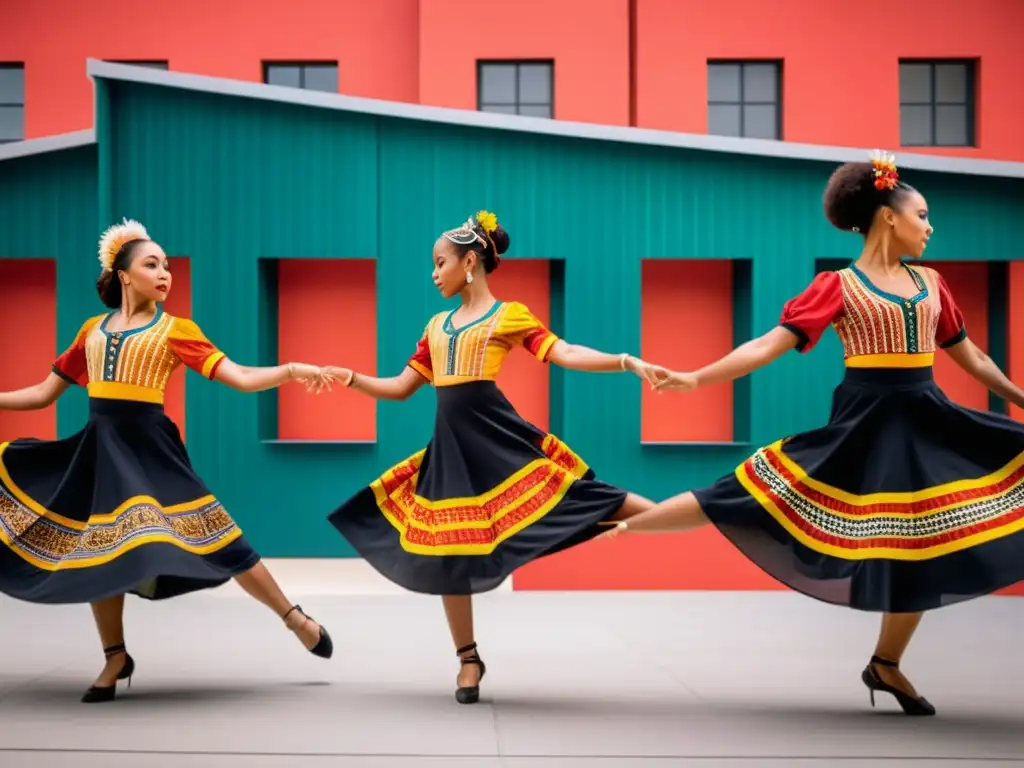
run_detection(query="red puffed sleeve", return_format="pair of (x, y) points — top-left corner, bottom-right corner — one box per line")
(407, 319), (434, 383)
(934, 271), (967, 349)
(52, 315), (104, 386)
(167, 318), (227, 379)
(504, 302), (559, 362)
(778, 271), (844, 353)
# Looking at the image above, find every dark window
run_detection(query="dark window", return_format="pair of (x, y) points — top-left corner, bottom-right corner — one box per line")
(0, 63), (25, 144)
(899, 60), (975, 147)
(478, 61), (553, 118)
(707, 61), (781, 140)
(263, 62), (338, 94)
(106, 60), (169, 70)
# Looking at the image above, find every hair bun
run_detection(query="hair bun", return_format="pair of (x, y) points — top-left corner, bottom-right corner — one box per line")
(823, 162), (880, 234)
(490, 225), (510, 255)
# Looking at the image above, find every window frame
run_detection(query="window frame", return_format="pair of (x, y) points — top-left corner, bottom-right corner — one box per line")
(898, 59), (976, 148)
(0, 62), (25, 144)
(476, 59), (555, 118)
(262, 61), (339, 92)
(706, 59), (783, 140)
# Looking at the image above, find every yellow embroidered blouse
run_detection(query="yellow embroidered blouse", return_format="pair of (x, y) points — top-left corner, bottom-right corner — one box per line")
(52, 307), (226, 404)
(406, 301), (559, 387)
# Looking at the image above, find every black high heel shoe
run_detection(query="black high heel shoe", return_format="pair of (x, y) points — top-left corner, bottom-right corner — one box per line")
(81, 643), (135, 704)
(455, 642), (487, 705)
(861, 655), (935, 716)
(282, 604), (333, 659)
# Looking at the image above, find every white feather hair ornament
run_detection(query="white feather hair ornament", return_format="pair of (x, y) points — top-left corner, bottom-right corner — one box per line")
(98, 218), (150, 273)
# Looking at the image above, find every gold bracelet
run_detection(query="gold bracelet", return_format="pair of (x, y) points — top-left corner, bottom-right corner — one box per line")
(619, 353), (630, 371)
(346, 371), (357, 388)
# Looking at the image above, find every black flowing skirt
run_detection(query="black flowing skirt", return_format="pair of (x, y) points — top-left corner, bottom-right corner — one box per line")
(328, 380), (627, 594)
(0, 398), (260, 604)
(695, 366), (1024, 613)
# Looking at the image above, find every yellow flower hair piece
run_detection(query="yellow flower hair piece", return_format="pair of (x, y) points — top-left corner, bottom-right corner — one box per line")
(98, 218), (150, 273)
(475, 210), (498, 234)
(868, 149), (899, 191)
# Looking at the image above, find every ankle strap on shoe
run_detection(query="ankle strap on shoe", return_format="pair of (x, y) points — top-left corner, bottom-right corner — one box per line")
(103, 643), (127, 657)
(456, 642), (478, 657)
(870, 655), (899, 668)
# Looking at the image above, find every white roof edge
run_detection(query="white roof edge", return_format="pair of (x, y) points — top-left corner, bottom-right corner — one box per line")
(85, 59), (1024, 181)
(0, 129), (96, 163)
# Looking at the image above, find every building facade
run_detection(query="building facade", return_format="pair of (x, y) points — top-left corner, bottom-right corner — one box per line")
(2, 0), (1022, 159)
(1, 63), (1023, 595)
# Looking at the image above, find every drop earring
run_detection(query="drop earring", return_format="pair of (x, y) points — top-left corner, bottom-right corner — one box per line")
(466, 272), (474, 284)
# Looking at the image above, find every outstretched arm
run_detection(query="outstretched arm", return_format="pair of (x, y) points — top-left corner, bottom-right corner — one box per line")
(324, 366), (427, 401)
(213, 359), (327, 394)
(0, 373), (71, 411)
(651, 272), (843, 392)
(547, 340), (646, 374)
(944, 340), (1024, 410)
(168, 318), (331, 394)
(694, 326), (799, 386)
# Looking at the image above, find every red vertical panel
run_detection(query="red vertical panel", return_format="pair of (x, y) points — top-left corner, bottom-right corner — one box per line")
(932, 263), (988, 411)
(514, 258), (779, 592)
(487, 260), (551, 432)
(277, 260), (376, 441)
(641, 260), (734, 442)
(160, 257), (191, 439)
(0, 260), (57, 441)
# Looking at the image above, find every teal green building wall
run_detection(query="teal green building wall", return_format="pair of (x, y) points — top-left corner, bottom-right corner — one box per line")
(2, 76), (1022, 556)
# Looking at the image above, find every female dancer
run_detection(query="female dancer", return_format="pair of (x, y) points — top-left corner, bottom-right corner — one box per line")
(0, 220), (336, 703)
(326, 211), (656, 704)
(602, 151), (1024, 716)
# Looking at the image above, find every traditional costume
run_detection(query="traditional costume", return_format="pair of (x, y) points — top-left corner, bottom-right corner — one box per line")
(695, 215), (1024, 612)
(0, 221), (260, 604)
(329, 216), (628, 594)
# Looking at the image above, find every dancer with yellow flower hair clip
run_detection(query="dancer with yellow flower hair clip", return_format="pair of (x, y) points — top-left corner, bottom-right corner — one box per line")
(599, 152), (1024, 717)
(0, 220), (337, 703)
(325, 211), (658, 704)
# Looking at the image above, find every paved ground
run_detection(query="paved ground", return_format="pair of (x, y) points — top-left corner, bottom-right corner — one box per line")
(1, 590), (1022, 767)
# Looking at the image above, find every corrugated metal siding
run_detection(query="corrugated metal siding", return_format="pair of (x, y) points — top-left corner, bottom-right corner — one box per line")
(3, 76), (1022, 556)
(0, 145), (99, 433)
(105, 84), (381, 556)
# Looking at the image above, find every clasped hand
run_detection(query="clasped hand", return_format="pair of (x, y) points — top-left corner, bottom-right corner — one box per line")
(287, 363), (344, 394)
(624, 357), (699, 393)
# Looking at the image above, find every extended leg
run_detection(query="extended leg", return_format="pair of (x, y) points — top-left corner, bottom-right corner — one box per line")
(605, 490), (711, 535)
(608, 491), (656, 520)
(234, 561), (333, 658)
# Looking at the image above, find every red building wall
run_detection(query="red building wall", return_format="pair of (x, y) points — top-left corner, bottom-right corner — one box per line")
(637, 0), (1024, 161)
(1, 0), (420, 139)
(3, 0), (1022, 160)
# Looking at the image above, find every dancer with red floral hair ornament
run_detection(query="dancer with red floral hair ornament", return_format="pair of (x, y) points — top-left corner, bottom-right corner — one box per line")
(603, 151), (1024, 717)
